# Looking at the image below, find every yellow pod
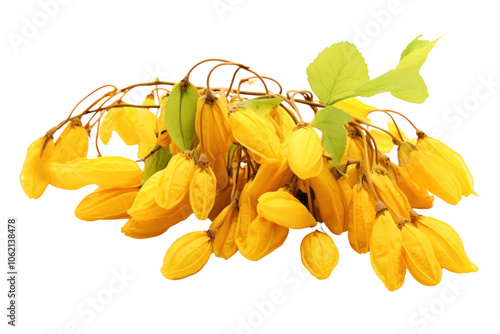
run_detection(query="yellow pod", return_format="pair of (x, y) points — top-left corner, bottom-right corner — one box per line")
(310, 164), (345, 235)
(337, 175), (353, 209)
(300, 231), (339, 279)
(257, 189), (317, 229)
(160, 231), (213, 280)
(239, 215), (288, 261)
(99, 104), (140, 146)
(49, 156), (143, 190)
(287, 125), (323, 179)
(417, 216), (478, 273)
(371, 169), (411, 221)
(75, 185), (140, 221)
(189, 156), (217, 220)
(156, 131), (171, 148)
(20, 136), (54, 199)
(155, 152), (195, 210)
(341, 133), (365, 162)
(195, 92), (233, 163)
(345, 163), (360, 188)
(209, 202), (239, 259)
(212, 153), (229, 190)
(248, 157), (294, 200)
(229, 108), (281, 163)
(401, 223), (442, 286)
(53, 121), (89, 163)
(235, 181), (258, 249)
(333, 98), (374, 123)
(394, 165), (434, 209)
(398, 142), (462, 205)
(416, 135), (476, 197)
(347, 179), (376, 254)
(370, 211), (406, 291)
(127, 169), (192, 223)
(157, 94), (168, 134)
(268, 106), (296, 141)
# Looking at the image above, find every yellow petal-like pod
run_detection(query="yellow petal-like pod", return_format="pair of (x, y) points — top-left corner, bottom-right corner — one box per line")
(310, 164), (345, 235)
(300, 231), (339, 279)
(345, 163), (360, 188)
(235, 181), (258, 249)
(287, 125), (323, 179)
(333, 98), (374, 123)
(49, 156), (143, 190)
(370, 211), (406, 291)
(229, 109), (281, 163)
(268, 106), (296, 141)
(195, 92), (233, 163)
(337, 175), (353, 209)
(238, 215), (288, 261)
(20, 136), (54, 199)
(248, 157), (294, 200)
(190, 156), (217, 220)
(393, 165), (434, 209)
(416, 216), (478, 273)
(160, 231), (213, 280)
(209, 202), (239, 259)
(347, 179), (376, 254)
(53, 121), (88, 163)
(155, 152), (195, 210)
(99, 104), (140, 145)
(341, 132), (365, 162)
(257, 189), (317, 229)
(417, 135), (476, 197)
(208, 182), (233, 221)
(212, 153), (229, 190)
(75, 185), (140, 221)
(398, 142), (462, 205)
(371, 169), (411, 221)
(401, 223), (442, 286)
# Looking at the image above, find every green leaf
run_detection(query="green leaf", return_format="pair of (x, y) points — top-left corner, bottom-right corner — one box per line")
(310, 106), (353, 166)
(236, 97), (283, 116)
(164, 81), (199, 151)
(142, 145), (172, 183)
(307, 42), (369, 105)
(400, 35), (430, 61)
(346, 36), (440, 103)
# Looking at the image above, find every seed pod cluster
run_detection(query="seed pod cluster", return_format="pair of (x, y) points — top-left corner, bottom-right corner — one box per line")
(20, 41), (478, 289)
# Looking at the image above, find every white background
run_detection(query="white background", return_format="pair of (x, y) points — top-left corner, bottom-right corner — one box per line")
(1, 0), (499, 333)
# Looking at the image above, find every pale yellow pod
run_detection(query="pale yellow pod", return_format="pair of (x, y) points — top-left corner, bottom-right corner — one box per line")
(347, 180), (376, 254)
(257, 189), (317, 229)
(209, 203), (239, 259)
(371, 169), (411, 221)
(300, 231), (339, 279)
(99, 105), (140, 145)
(370, 211), (406, 291)
(239, 215), (288, 261)
(155, 152), (195, 210)
(19, 136), (54, 199)
(49, 156), (143, 190)
(75, 185), (140, 221)
(229, 109), (281, 163)
(287, 125), (323, 179)
(195, 93), (233, 163)
(53, 122), (89, 163)
(401, 223), (442, 286)
(160, 231), (213, 280)
(190, 159), (217, 220)
(310, 164), (345, 235)
(417, 216), (478, 273)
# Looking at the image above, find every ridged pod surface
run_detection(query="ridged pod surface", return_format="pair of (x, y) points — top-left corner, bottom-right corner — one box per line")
(257, 189), (316, 229)
(209, 203), (239, 259)
(235, 181), (258, 249)
(300, 231), (339, 279)
(99, 104), (140, 145)
(190, 158), (217, 220)
(19, 136), (54, 199)
(347, 180), (376, 254)
(161, 231), (213, 280)
(156, 152), (195, 210)
(287, 125), (323, 179)
(393, 165), (434, 209)
(401, 223), (442, 286)
(371, 169), (411, 221)
(310, 164), (345, 235)
(239, 215), (288, 261)
(416, 216), (478, 273)
(370, 211), (406, 291)
(75, 185), (140, 221)
(229, 109), (281, 163)
(49, 156), (143, 190)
